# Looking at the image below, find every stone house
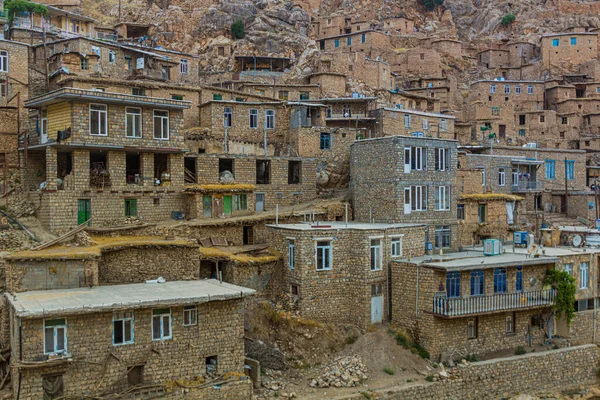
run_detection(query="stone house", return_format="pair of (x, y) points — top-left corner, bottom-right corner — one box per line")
(304, 97), (379, 133)
(265, 222), (426, 328)
(6, 280), (254, 399)
(308, 72), (347, 97)
(506, 41), (540, 68)
(311, 16), (370, 39)
(381, 16), (415, 34)
(234, 56), (294, 81)
(0, 39), (29, 167)
(317, 30), (392, 54)
(374, 107), (455, 139)
(431, 39), (463, 59)
(316, 51), (394, 91)
(394, 48), (445, 78)
(350, 135), (459, 250)
(235, 82), (321, 102)
(22, 87), (190, 233)
(541, 32), (598, 72)
(385, 90), (440, 113)
(391, 250), (558, 360)
(477, 49), (510, 69)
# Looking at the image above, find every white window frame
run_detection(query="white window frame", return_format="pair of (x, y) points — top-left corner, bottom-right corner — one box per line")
(504, 84), (510, 94)
(180, 59), (189, 74)
(152, 308), (172, 341)
(153, 110), (169, 140)
(498, 168), (506, 186)
(512, 168), (519, 186)
(391, 236), (403, 258)
(287, 239), (295, 269)
(410, 185), (427, 211)
(441, 119), (447, 132)
(563, 263), (573, 276)
(0, 51), (8, 72)
(224, 107), (232, 127)
(183, 305), (197, 326)
(113, 311), (134, 346)
(108, 50), (116, 64)
(125, 107), (142, 138)
(44, 318), (67, 355)
(480, 167), (486, 186)
(580, 262), (589, 289)
(515, 85), (521, 94)
(266, 109), (275, 129)
(41, 111), (48, 138)
(315, 240), (332, 271)
(422, 117), (429, 130)
(370, 238), (382, 271)
(435, 148), (449, 171)
(404, 114), (411, 128)
(527, 85), (534, 95)
(490, 84), (496, 94)
(89, 103), (107, 136)
(249, 109), (258, 129)
(435, 185), (450, 211)
(410, 146), (427, 171)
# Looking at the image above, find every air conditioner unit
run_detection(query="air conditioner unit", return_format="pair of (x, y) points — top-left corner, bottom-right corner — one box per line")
(514, 231), (528, 246)
(483, 239), (502, 256)
(524, 142), (538, 148)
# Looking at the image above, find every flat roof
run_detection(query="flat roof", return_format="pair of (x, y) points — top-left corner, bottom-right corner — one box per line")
(267, 222), (424, 231)
(306, 97), (378, 103)
(542, 32), (598, 37)
(318, 29), (387, 41)
(396, 250), (557, 272)
(353, 135), (458, 145)
(7, 280), (255, 319)
(25, 88), (191, 110)
(382, 107), (456, 119)
(471, 80), (544, 85)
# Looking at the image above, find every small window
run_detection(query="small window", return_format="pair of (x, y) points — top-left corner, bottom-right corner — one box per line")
(570, 37), (577, 45)
(316, 241), (332, 270)
(206, 356), (218, 375)
(404, 114), (412, 127)
(81, 57), (88, 70)
(391, 237), (402, 258)
(152, 308), (172, 341)
(467, 318), (477, 339)
(434, 186), (450, 211)
(457, 204), (465, 220)
(320, 132), (331, 150)
(288, 161), (301, 184)
(563, 263), (573, 276)
(256, 160), (271, 184)
(44, 318), (67, 354)
(90, 104), (107, 136)
(527, 85), (534, 94)
(566, 160), (575, 180)
(478, 203), (486, 223)
(361, 33), (366, 43)
(108, 50), (116, 63)
(347, 36), (352, 46)
(490, 84), (496, 94)
(172, 94), (183, 101)
(183, 305), (197, 326)
(124, 56), (132, 70)
(278, 91), (289, 100)
(552, 38), (560, 46)
(223, 107), (232, 127)
(113, 311), (134, 345)
(580, 262), (589, 289)
(291, 284), (299, 296)
(124, 199), (137, 217)
(266, 110), (275, 129)
(153, 110), (169, 140)
(299, 92), (309, 100)
(180, 59), (189, 74)
(371, 283), (383, 296)
(334, 39), (340, 48)
(0, 51), (7, 72)
(233, 194), (247, 211)
(213, 94), (223, 100)
(435, 225), (451, 248)
(288, 239), (295, 269)
(562, 116), (568, 125)
(249, 109), (258, 128)
(540, 115), (545, 123)
(126, 108), (142, 138)
(515, 85), (521, 94)
(506, 313), (515, 333)
(493, 268), (507, 293)
(498, 167), (506, 186)
(504, 84), (510, 94)
(370, 239), (382, 271)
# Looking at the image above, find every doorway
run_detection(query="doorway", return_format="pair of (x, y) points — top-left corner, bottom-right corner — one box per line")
(371, 283), (383, 324)
(77, 199), (91, 225)
(255, 193), (265, 212)
(243, 225), (254, 245)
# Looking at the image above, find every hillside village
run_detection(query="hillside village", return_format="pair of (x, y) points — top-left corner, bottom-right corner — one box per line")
(2, 0), (600, 399)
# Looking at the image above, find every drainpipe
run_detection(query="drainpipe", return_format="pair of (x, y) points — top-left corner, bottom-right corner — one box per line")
(415, 264), (420, 317)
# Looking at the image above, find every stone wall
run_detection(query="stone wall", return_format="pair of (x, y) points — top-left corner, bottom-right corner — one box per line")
(5, 258), (97, 292)
(98, 246), (199, 284)
(11, 299), (246, 399)
(384, 345), (598, 400)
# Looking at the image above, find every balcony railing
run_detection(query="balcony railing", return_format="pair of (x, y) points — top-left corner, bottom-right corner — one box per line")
(512, 181), (543, 192)
(326, 113), (375, 120)
(96, 32), (118, 41)
(432, 289), (556, 317)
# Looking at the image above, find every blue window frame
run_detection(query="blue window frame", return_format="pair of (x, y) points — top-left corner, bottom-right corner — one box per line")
(545, 159), (556, 180)
(570, 37), (577, 45)
(552, 38), (559, 46)
(470, 270), (484, 296)
(516, 266), (523, 292)
(446, 271), (461, 298)
(320, 133), (331, 150)
(334, 39), (340, 48)
(361, 33), (366, 43)
(566, 160), (575, 180)
(494, 268), (507, 293)
(347, 36), (352, 46)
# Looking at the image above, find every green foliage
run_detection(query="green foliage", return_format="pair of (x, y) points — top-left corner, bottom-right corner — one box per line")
(5, 0), (48, 18)
(414, 343), (430, 360)
(425, 375), (434, 382)
(345, 335), (358, 345)
(501, 14), (516, 26)
(383, 367), (395, 375)
(544, 269), (576, 324)
(393, 331), (430, 359)
(465, 354), (479, 362)
(515, 346), (526, 355)
(420, 0), (444, 11)
(395, 332), (411, 349)
(231, 19), (245, 39)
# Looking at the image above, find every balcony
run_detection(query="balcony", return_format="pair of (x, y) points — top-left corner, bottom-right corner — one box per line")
(326, 113), (376, 121)
(96, 32), (118, 41)
(512, 181), (544, 192)
(130, 68), (169, 81)
(431, 289), (556, 318)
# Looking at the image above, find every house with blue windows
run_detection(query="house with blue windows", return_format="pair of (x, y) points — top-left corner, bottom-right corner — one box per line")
(391, 246), (558, 361)
(541, 32), (598, 73)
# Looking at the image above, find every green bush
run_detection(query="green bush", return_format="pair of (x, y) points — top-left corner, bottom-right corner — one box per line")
(414, 343), (430, 360)
(515, 346), (526, 355)
(231, 19), (245, 39)
(383, 367), (395, 375)
(501, 14), (516, 26)
(395, 332), (411, 349)
(421, 0), (444, 11)
(465, 354), (479, 362)
(425, 375), (434, 382)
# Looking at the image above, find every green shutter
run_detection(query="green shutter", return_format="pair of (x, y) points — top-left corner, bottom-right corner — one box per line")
(223, 196), (232, 215)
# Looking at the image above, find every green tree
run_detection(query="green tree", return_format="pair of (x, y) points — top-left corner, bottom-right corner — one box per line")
(231, 19), (245, 40)
(420, 0), (444, 11)
(501, 14), (516, 26)
(544, 269), (576, 324)
(5, 0), (48, 19)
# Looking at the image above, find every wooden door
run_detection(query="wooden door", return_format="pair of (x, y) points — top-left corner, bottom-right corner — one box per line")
(77, 199), (91, 225)
(223, 196), (232, 216)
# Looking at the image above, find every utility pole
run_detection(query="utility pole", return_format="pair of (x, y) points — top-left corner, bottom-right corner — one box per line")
(564, 156), (568, 215)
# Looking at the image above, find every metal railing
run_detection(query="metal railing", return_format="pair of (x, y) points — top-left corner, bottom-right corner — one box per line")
(432, 289), (556, 317)
(512, 181), (544, 192)
(96, 32), (118, 41)
(326, 113), (374, 120)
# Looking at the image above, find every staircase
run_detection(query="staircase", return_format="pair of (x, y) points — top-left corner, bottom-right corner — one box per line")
(543, 213), (589, 228)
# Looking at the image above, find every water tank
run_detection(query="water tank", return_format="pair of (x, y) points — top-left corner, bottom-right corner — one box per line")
(483, 239), (502, 256)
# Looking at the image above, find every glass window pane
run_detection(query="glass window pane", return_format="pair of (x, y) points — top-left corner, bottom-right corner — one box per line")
(114, 320), (124, 344)
(152, 316), (161, 339)
(163, 315), (170, 337)
(44, 327), (54, 353)
(56, 327), (65, 351)
(124, 320), (132, 342)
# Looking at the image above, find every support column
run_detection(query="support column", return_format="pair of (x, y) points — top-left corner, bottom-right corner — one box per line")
(141, 152), (154, 187)
(45, 146), (57, 190)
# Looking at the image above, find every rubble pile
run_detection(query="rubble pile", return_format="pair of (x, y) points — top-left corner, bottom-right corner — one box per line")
(0, 230), (32, 251)
(309, 356), (368, 388)
(72, 231), (96, 247)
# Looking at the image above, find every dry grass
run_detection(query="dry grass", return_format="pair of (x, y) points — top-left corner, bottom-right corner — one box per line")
(459, 193), (523, 202)
(184, 184), (256, 193)
(199, 247), (281, 264)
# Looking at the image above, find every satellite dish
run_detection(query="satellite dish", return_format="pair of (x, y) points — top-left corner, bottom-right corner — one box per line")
(573, 235), (583, 247)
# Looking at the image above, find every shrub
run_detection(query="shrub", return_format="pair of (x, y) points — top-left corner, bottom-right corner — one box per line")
(465, 354), (479, 362)
(231, 19), (245, 39)
(515, 346), (526, 355)
(383, 367), (395, 375)
(395, 332), (411, 349)
(425, 375), (434, 382)
(501, 14), (516, 26)
(414, 343), (430, 360)
(420, 0), (444, 11)
(545, 269), (576, 324)
(345, 335), (358, 345)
